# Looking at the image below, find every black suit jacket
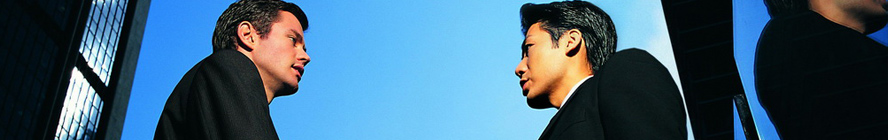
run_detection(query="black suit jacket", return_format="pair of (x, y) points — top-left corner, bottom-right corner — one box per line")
(755, 11), (888, 139)
(539, 48), (687, 140)
(155, 50), (279, 140)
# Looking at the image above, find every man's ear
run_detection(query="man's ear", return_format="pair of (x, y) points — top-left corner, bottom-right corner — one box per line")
(237, 21), (258, 51)
(562, 29), (583, 56)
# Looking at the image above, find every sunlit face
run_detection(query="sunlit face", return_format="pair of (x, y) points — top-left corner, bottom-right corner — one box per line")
(515, 23), (567, 108)
(252, 11), (310, 96)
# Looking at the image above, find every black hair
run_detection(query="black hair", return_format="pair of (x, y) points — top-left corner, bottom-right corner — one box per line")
(212, 0), (308, 51)
(764, 0), (809, 17)
(520, 0), (616, 72)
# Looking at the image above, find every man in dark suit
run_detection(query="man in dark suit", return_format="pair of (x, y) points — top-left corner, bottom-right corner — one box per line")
(514, 1), (687, 139)
(755, 0), (888, 139)
(154, 0), (311, 139)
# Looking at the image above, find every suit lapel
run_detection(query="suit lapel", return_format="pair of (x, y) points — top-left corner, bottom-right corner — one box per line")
(539, 103), (566, 139)
(539, 78), (601, 139)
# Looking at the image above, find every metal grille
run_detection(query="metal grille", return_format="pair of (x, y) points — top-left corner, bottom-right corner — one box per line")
(54, 0), (128, 139)
(54, 69), (104, 140)
(79, 0), (128, 85)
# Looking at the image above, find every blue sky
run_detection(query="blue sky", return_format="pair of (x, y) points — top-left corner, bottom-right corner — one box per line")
(732, 1), (888, 139)
(123, 0), (683, 139)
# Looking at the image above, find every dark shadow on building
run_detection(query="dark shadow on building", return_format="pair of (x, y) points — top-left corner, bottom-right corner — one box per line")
(661, 0), (740, 139)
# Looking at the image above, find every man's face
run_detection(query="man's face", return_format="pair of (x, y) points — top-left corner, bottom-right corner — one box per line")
(253, 11), (310, 96)
(515, 23), (567, 108)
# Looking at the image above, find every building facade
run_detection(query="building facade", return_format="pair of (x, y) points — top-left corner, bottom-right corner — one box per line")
(0, 0), (150, 139)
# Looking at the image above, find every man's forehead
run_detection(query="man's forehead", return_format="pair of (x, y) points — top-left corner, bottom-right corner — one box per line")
(273, 11), (304, 33)
(527, 22), (546, 31)
(524, 30), (548, 41)
(525, 23), (550, 38)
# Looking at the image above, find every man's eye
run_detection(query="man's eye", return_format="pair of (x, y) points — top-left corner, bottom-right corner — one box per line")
(522, 44), (533, 58)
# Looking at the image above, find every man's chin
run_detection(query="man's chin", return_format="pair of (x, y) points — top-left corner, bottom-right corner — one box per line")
(275, 84), (299, 97)
(865, 4), (888, 34)
(526, 96), (553, 109)
(280, 89), (297, 96)
(865, 15), (888, 34)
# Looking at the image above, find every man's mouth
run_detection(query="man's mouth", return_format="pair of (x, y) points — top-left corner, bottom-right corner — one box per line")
(519, 79), (528, 95)
(292, 65), (304, 81)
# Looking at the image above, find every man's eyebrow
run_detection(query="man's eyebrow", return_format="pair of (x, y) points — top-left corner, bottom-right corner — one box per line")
(289, 29), (303, 41)
(522, 40), (528, 49)
(522, 37), (532, 49)
(290, 29), (307, 52)
(521, 40), (528, 59)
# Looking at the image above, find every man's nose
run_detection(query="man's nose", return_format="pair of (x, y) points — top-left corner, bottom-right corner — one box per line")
(515, 58), (527, 78)
(298, 50), (311, 66)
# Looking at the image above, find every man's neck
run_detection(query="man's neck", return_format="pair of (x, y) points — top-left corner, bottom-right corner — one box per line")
(811, 2), (867, 33)
(264, 85), (275, 104)
(237, 49), (276, 104)
(550, 66), (594, 109)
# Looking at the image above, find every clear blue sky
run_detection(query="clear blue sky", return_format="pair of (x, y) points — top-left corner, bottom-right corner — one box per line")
(123, 0), (684, 139)
(732, 1), (888, 139)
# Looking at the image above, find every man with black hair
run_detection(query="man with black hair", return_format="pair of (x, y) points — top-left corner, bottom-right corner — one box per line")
(755, 0), (888, 139)
(514, 1), (687, 139)
(155, 0), (310, 139)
